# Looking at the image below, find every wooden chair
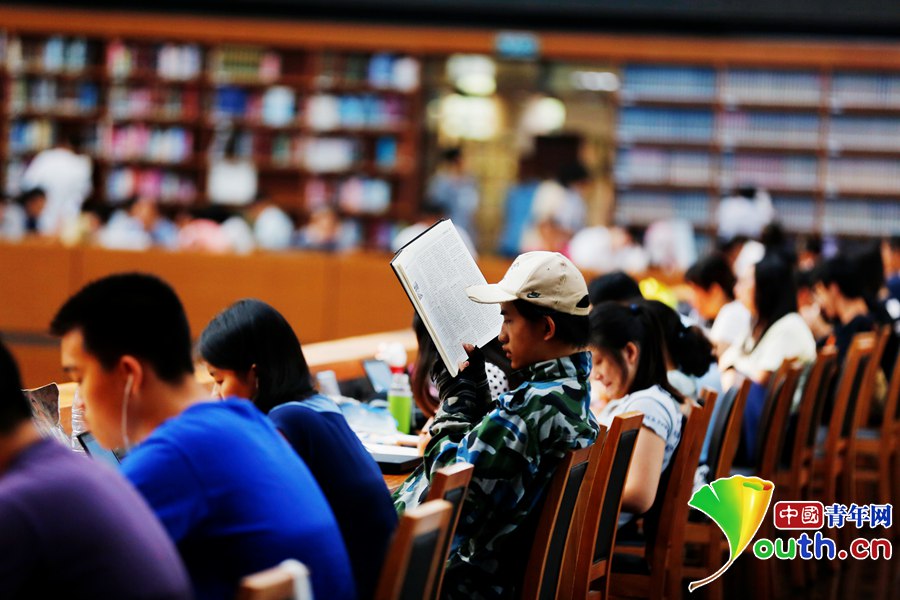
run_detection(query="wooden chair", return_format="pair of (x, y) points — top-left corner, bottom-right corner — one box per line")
(853, 325), (891, 431)
(772, 348), (839, 588)
(775, 347), (839, 502)
(425, 463), (474, 600)
(563, 412), (644, 600)
(374, 499), (453, 600)
(682, 376), (750, 600)
(607, 392), (717, 600)
(520, 442), (602, 600)
(236, 560), (312, 600)
(811, 332), (877, 507)
(855, 343), (900, 507)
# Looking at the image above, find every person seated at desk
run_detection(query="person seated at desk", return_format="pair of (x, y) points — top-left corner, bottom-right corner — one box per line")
(199, 299), (397, 600)
(0, 340), (191, 600)
(720, 252), (816, 463)
(50, 274), (355, 600)
(394, 251), (600, 600)
(589, 301), (685, 520)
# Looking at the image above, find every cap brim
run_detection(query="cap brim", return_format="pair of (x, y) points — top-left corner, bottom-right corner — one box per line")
(466, 283), (518, 304)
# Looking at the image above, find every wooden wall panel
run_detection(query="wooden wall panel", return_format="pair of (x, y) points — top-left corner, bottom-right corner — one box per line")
(6, 342), (62, 390)
(0, 241), (77, 333)
(75, 248), (332, 343)
(330, 252), (413, 339)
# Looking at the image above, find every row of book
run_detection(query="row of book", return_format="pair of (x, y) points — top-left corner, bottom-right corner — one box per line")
(102, 125), (194, 163)
(317, 51), (420, 91)
(720, 155), (820, 190)
(107, 41), (202, 81)
(822, 200), (900, 235)
(305, 176), (392, 215)
(108, 86), (201, 120)
(618, 107), (714, 142)
(825, 158), (900, 193)
(9, 79), (100, 115)
(771, 197), (818, 232)
(106, 168), (198, 203)
(615, 149), (712, 186)
(718, 112), (820, 148)
(7, 119), (57, 154)
(619, 65), (900, 108)
(4, 35), (93, 73)
(613, 191), (711, 226)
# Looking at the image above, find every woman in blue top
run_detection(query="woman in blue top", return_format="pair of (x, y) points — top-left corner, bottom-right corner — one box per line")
(199, 299), (397, 600)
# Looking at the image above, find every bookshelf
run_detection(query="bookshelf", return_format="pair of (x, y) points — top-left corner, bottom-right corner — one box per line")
(2, 5), (900, 247)
(613, 63), (900, 242)
(1, 30), (422, 248)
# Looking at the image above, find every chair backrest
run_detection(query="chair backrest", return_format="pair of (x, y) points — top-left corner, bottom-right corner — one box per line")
(887, 346), (900, 436)
(565, 412), (644, 600)
(790, 347), (838, 476)
(236, 560), (312, 600)
(425, 463), (474, 600)
(521, 443), (598, 600)
(855, 325), (891, 429)
(645, 393), (716, 596)
(752, 361), (791, 468)
(756, 362), (804, 481)
(824, 332), (876, 462)
(374, 499), (453, 600)
(706, 375), (751, 481)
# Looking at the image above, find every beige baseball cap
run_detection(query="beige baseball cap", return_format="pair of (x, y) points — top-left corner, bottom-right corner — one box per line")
(466, 251), (590, 316)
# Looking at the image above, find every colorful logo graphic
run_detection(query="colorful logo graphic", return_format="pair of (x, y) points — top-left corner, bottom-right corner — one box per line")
(686, 475), (775, 593)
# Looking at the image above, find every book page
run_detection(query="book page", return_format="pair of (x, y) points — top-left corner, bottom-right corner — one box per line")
(392, 220), (502, 377)
(24, 383), (70, 446)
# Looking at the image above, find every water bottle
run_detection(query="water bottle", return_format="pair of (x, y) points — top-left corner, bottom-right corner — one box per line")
(71, 387), (87, 452)
(387, 372), (412, 434)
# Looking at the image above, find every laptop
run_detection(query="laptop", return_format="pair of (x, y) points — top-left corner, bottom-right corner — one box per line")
(364, 442), (422, 474)
(77, 431), (125, 470)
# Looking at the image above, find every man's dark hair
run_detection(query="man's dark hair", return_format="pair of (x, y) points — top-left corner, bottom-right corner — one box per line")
(819, 255), (866, 300)
(17, 188), (46, 207)
(557, 162), (590, 188)
(513, 299), (590, 348)
(50, 273), (194, 383)
(888, 235), (900, 252)
(685, 253), (736, 300)
(0, 340), (32, 434)
(440, 147), (462, 164)
(588, 271), (642, 306)
(199, 299), (315, 414)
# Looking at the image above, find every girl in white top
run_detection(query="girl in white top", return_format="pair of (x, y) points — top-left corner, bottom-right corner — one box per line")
(720, 253), (816, 386)
(589, 301), (685, 517)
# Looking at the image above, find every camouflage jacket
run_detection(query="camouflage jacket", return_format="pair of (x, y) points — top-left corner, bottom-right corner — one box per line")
(392, 351), (599, 600)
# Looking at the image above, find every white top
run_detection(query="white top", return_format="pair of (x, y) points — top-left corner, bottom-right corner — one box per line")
(206, 160), (258, 206)
(530, 180), (586, 233)
(709, 300), (752, 349)
(21, 148), (92, 235)
(596, 384), (683, 473)
(720, 312), (816, 376)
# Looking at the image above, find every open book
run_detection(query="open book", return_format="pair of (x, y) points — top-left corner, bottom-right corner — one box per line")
(24, 382), (71, 446)
(391, 219), (503, 377)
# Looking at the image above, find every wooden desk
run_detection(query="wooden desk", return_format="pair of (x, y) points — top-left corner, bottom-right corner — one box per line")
(383, 472), (411, 494)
